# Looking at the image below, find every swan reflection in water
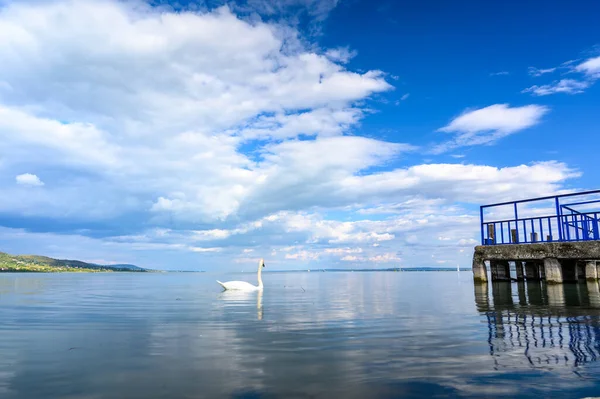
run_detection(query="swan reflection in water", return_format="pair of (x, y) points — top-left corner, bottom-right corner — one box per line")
(475, 279), (600, 371)
(218, 289), (263, 320)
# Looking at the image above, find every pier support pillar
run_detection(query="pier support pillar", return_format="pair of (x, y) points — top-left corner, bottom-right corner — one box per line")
(586, 260), (598, 281)
(525, 261), (541, 280)
(544, 257), (563, 284)
(490, 260), (510, 281)
(472, 258), (488, 283)
(515, 261), (525, 281)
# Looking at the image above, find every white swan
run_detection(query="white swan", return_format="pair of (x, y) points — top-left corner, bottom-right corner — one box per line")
(217, 258), (265, 291)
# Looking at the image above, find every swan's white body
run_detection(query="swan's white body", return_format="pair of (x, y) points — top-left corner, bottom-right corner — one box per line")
(217, 259), (264, 291)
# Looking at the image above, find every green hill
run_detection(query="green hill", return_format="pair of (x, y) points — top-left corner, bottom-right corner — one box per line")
(0, 252), (147, 273)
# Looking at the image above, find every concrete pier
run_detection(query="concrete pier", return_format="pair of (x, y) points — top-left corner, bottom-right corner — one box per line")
(544, 258), (563, 284)
(472, 241), (600, 284)
(472, 259), (487, 283)
(475, 189), (600, 284)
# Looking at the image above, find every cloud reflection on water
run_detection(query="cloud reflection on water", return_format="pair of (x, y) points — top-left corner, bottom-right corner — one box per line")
(1, 273), (600, 397)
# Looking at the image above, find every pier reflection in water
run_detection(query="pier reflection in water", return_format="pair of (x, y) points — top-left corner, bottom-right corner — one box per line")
(475, 280), (600, 371)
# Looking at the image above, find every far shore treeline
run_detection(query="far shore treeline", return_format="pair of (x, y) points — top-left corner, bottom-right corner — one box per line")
(0, 251), (147, 273)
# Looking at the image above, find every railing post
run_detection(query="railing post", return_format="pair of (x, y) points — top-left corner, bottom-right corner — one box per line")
(514, 202), (519, 243)
(583, 217), (589, 240)
(555, 196), (564, 242)
(487, 224), (495, 244)
(480, 206), (485, 245)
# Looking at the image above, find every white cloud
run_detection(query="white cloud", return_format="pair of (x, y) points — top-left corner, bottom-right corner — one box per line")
(367, 253), (401, 263)
(15, 173), (44, 187)
(324, 247), (363, 254)
(0, 106), (119, 169)
(285, 250), (320, 261)
(100, 159), (576, 264)
(0, 0), (393, 224)
(325, 47), (357, 64)
(236, 108), (364, 140)
(490, 71), (510, 76)
(575, 56), (600, 78)
(457, 238), (477, 246)
(0, 1), (390, 131)
(523, 55), (600, 96)
(432, 104), (549, 153)
(400, 93), (410, 101)
(232, 0), (341, 36)
(528, 67), (557, 77)
(0, 0), (584, 270)
(189, 247), (222, 253)
(522, 79), (590, 96)
(0, 158), (579, 269)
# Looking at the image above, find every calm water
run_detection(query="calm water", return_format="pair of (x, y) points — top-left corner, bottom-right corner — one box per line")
(2, 272), (600, 398)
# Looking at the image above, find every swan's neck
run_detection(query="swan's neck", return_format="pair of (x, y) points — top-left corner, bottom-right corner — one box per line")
(257, 263), (263, 289)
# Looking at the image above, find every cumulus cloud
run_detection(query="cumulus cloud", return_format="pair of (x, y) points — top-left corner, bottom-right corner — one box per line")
(0, 1), (389, 129)
(0, 0), (583, 270)
(0, 0), (392, 222)
(236, 108), (364, 140)
(432, 104), (549, 153)
(75, 160), (576, 268)
(15, 173), (44, 187)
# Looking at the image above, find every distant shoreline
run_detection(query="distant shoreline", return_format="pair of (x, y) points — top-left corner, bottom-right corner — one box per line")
(0, 251), (147, 273)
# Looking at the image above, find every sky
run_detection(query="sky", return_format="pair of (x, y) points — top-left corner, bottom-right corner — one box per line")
(0, 0), (599, 271)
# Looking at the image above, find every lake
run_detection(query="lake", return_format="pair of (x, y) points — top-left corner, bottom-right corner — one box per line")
(2, 271), (600, 398)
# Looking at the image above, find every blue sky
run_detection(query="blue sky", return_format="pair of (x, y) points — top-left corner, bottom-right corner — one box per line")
(0, 0), (598, 270)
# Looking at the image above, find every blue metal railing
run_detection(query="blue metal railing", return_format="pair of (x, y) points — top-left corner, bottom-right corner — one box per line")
(480, 190), (600, 245)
